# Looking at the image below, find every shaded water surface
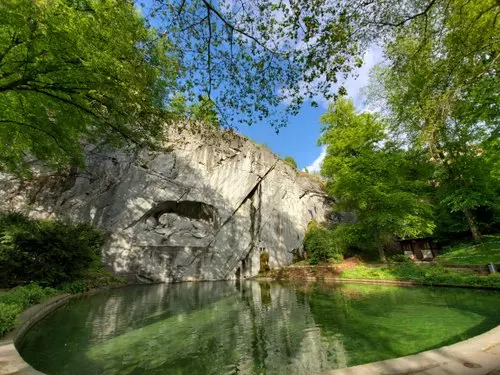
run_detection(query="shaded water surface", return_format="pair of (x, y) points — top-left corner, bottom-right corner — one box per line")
(19, 281), (500, 375)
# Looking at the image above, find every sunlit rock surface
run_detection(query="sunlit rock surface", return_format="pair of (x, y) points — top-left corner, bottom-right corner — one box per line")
(0, 125), (330, 282)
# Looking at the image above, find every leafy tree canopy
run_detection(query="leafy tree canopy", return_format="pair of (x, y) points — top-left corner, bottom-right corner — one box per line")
(4, 0), (493, 175)
(167, 93), (220, 127)
(368, 0), (499, 241)
(148, 0), (456, 129)
(320, 97), (435, 261)
(0, 0), (180, 174)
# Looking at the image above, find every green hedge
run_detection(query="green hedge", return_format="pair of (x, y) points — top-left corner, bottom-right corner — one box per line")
(304, 220), (343, 265)
(0, 284), (58, 336)
(0, 284), (58, 309)
(0, 303), (21, 337)
(0, 213), (126, 337)
(0, 276), (125, 337)
(0, 212), (105, 287)
(59, 271), (125, 294)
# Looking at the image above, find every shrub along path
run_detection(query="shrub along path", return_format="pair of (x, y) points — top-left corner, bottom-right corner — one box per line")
(0, 276), (124, 338)
(0, 285), (58, 337)
(0, 213), (124, 338)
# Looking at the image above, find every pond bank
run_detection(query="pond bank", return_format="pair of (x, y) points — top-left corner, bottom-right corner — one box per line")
(0, 294), (72, 375)
(256, 262), (500, 289)
(0, 285), (126, 375)
(2, 281), (500, 375)
(325, 324), (500, 375)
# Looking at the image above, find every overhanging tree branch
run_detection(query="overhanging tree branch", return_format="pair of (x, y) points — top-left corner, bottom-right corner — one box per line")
(207, 4), (212, 97)
(367, 0), (438, 27)
(13, 86), (137, 144)
(0, 119), (72, 156)
(200, 0), (286, 55)
(180, 15), (209, 32)
(177, 0), (187, 16)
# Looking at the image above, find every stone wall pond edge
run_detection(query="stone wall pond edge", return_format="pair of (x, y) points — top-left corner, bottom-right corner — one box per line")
(0, 285), (128, 375)
(1, 282), (499, 375)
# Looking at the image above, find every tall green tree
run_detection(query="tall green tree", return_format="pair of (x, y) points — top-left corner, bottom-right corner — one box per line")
(0, 0), (179, 174)
(320, 98), (435, 262)
(368, 0), (499, 242)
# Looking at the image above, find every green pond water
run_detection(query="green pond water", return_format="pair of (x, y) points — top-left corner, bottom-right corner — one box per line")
(19, 281), (500, 375)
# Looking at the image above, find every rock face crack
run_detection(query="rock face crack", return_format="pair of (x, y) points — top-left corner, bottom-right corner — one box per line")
(299, 190), (322, 199)
(206, 158), (279, 249)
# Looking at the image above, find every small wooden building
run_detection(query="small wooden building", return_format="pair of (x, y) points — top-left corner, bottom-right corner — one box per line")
(398, 238), (439, 261)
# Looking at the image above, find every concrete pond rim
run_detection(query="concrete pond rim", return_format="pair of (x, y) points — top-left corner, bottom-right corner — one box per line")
(1, 281), (499, 375)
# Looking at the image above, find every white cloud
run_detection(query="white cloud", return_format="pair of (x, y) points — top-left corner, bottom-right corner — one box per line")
(304, 146), (326, 173)
(341, 46), (383, 110)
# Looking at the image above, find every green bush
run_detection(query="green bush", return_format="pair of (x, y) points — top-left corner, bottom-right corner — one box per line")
(0, 303), (21, 336)
(0, 284), (59, 337)
(0, 284), (58, 309)
(283, 157), (297, 168)
(304, 220), (343, 265)
(259, 252), (270, 273)
(59, 280), (88, 294)
(0, 213), (105, 287)
(59, 270), (124, 294)
(0, 277), (124, 337)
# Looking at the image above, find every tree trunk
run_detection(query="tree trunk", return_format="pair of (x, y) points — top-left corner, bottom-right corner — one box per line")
(463, 208), (481, 243)
(378, 245), (387, 263)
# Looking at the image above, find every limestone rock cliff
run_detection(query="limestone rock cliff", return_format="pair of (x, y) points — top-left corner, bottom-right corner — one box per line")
(0, 125), (331, 282)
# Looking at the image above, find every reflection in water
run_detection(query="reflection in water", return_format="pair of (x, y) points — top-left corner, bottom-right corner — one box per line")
(19, 282), (500, 375)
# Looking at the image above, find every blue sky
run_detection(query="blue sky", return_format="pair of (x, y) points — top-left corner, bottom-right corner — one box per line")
(239, 46), (383, 172)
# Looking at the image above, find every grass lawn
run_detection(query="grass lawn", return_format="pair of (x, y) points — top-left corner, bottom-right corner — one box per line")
(337, 235), (500, 288)
(340, 263), (500, 288)
(435, 234), (500, 265)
